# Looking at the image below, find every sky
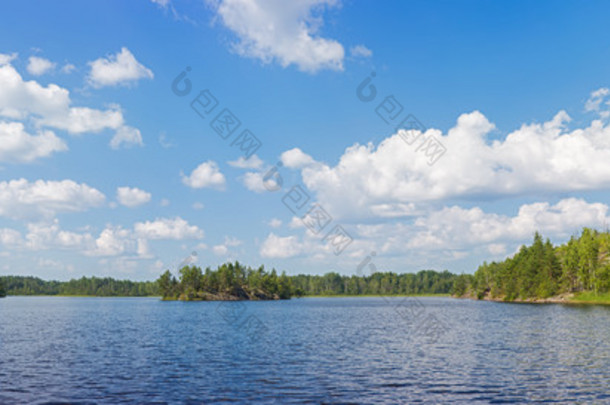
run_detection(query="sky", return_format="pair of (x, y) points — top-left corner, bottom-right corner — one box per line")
(1, 0), (610, 281)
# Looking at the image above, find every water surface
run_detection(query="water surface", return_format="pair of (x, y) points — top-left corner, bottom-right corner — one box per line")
(1, 296), (609, 404)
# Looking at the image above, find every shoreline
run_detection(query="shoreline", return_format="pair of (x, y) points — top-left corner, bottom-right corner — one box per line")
(456, 292), (610, 306)
(2, 293), (451, 300)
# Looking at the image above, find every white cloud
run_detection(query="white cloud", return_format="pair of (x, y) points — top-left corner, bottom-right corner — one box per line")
(158, 132), (175, 148)
(61, 63), (76, 74)
(350, 45), (372, 58)
(356, 198), (610, 257)
(134, 217), (204, 240)
(288, 108), (610, 219)
(87, 47), (154, 88)
(260, 233), (302, 258)
(88, 226), (133, 256)
(0, 121), (67, 162)
(110, 125), (143, 149)
(182, 161), (226, 190)
(212, 244), (228, 255)
(116, 186), (152, 207)
(0, 179), (105, 219)
(213, 0), (345, 73)
(242, 171), (268, 193)
(192, 202), (205, 210)
(160, 198), (170, 207)
(585, 87), (610, 118)
(25, 220), (93, 251)
(0, 53), (17, 66)
(0, 228), (23, 246)
(281, 147), (316, 168)
(228, 154), (264, 169)
(268, 218), (282, 228)
(27, 56), (56, 76)
(213, 236), (242, 256)
(151, 0), (171, 7)
(0, 60), (139, 144)
(40, 106), (124, 134)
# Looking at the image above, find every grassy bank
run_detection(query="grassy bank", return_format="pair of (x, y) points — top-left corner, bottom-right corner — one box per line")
(571, 292), (610, 304)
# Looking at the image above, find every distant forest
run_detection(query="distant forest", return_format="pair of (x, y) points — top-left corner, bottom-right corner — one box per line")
(0, 276), (157, 297)
(0, 265), (458, 299)
(156, 262), (457, 301)
(454, 228), (610, 300)
(5, 229), (609, 301)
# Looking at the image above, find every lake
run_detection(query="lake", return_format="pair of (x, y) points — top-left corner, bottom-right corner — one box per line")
(1, 296), (609, 404)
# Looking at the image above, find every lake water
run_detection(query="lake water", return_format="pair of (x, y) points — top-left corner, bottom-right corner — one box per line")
(1, 296), (610, 404)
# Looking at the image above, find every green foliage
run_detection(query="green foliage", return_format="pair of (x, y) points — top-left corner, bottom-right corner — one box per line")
(291, 269), (457, 296)
(457, 228), (610, 300)
(158, 262), (293, 301)
(0, 275), (158, 297)
(159, 263), (459, 300)
(0, 278), (6, 297)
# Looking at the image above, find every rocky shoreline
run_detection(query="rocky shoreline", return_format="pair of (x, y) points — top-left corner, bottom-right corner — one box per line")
(163, 287), (282, 301)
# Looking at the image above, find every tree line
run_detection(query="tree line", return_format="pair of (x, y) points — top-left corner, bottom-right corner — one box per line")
(0, 264), (460, 299)
(454, 228), (610, 300)
(157, 262), (293, 300)
(157, 262), (458, 300)
(0, 275), (157, 297)
(290, 270), (456, 296)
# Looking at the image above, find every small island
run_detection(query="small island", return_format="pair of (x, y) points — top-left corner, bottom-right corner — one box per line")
(156, 262), (294, 301)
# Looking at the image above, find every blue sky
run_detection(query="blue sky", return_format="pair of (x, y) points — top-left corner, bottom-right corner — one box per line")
(1, 0), (610, 280)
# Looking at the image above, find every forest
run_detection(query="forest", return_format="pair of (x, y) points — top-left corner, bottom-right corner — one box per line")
(157, 262), (293, 300)
(454, 228), (610, 301)
(0, 275), (157, 297)
(0, 263), (458, 299)
(290, 270), (456, 296)
(157, 262), (457, 300)
(0, 279), (5, 297)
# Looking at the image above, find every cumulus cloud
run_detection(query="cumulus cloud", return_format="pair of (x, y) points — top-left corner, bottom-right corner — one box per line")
(0, 179), (105, 219)
(61, 63), (76, 74)
(116, 186), (152, 207)
(88, 226), (133, 256)
(0, 53), (17, 66)
(268, 218), (282, 228)
(110, 125), (143, 149)
(260, 233), (303, 258)
(212, 236), (242, 256)
(0, 60), (141, 147)
(228, 154), (264, 169)
(585, 87), (610, 118)
(241, 171), (269, 193)
(403, 198), (609, 252)
(212, 244), (228, 255)
(285, 109), (610, 219)
(27, 56), (56, 76)
(134, 217), (204, 240)
(87, 47), (154, 88)
(349, 45), (372, 58)
(25, 220), (94, 251)
(213, 0), (345, 73)
(182, 161), (226, 190)
(0, 121), (67, 162)
(281, 147), (316, 169)
(0, 228), (23, 247)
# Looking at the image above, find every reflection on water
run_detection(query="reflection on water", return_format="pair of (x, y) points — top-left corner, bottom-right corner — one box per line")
(1, 297), (609, 404)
